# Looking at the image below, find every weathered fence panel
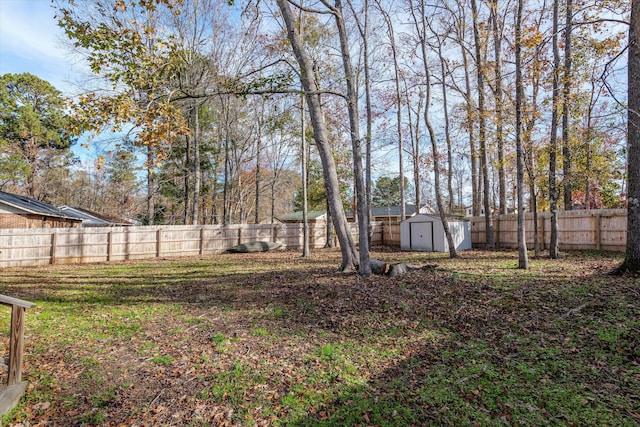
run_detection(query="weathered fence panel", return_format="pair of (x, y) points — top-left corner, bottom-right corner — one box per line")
(471, 209), (626, 251)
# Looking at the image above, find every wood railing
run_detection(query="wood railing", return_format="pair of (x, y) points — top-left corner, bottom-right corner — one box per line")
(0, 294), (35, 415)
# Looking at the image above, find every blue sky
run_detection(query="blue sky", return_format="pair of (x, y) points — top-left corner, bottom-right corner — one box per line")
(0, 0), (87, 97)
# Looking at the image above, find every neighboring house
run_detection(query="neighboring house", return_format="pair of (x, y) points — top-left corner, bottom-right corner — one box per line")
(58, 206), (135, 227)
(0, 191), (82, 229)
(464, 206), (507, 217)
(465, 206), (489, 217)
(348, 204), (436, 222)
(275, 211), (327, 223)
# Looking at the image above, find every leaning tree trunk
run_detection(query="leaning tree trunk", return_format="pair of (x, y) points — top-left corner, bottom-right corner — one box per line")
(277, 0), (358, 271)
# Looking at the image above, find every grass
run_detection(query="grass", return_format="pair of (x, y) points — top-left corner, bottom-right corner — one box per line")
(0, 247), (638, 426)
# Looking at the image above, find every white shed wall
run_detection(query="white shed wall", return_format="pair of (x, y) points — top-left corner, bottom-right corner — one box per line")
(400, 214), (471, 252)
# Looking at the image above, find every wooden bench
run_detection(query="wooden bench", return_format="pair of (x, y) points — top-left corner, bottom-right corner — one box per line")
(0, 294), (36, 415)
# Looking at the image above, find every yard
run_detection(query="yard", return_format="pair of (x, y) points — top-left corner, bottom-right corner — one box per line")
(0, 247), (638, 426)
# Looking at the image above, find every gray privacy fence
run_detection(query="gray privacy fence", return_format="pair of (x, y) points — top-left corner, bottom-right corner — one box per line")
(0, 223), (386, 268)
(470, 209), (627, 251)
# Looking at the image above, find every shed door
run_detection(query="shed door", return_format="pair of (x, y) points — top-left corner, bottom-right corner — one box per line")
(410, 221), (433, 251)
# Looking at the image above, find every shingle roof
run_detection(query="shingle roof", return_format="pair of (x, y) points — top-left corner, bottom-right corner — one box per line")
(0, 191), (78, 220)
(348, 204), (436, 218)
(275, 211), (327, 222)
(59, 206), (134, 226)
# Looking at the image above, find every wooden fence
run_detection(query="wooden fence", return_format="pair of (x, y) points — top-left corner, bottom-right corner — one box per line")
(470, 209), (627, 252)
(0, 209), (626, 268)
(0, 222), (386, 268)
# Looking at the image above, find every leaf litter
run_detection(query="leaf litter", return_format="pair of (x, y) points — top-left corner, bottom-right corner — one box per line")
(0, 248), (638, 426)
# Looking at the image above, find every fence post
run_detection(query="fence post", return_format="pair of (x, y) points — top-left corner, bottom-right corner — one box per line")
(596, 213), (602, 250)
(107, 230), (113, 261)
(156, 228), (162, 258)
(199, 227), (205, 256)
(50, 232), (57, 265)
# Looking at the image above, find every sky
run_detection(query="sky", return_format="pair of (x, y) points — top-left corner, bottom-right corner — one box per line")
(0, 0), (87, 97)
(0, 0), (120, 163)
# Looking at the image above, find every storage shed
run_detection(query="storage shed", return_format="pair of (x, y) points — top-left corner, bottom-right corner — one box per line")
(400, 214), (471, 252)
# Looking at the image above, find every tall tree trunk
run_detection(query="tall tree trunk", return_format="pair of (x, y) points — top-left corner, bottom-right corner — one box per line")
(433, 33), (454, 213)
(471, 0), (494, 247)
(184, 132), (190, 224)
(515, 0), (529, 269)
(301, 91), (310, 257)
(524, 38), (543, 258)
(549, 0), (561, 258)
(462, 49), (479, 217)
(616, 0), (640, 273)
(377, 3), (405, 221)
(334, 0), (371, 275)
(412, 0), (457, 258)
(277, 0), (358, 271)
(404, 79), (422, 210)
(254, 106), (262, 224)
(562, 0), (573, 210)
(347, 0), (373, 244)
(491, 0), (506, 215)
(192, 102), (201, 225)
(222, 98), (230, 225)
(146, 145), (155, 225)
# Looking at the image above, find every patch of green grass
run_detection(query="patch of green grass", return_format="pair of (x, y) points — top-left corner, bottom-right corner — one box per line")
(151, 355), (173, 364)
(250, 327), (268, 336)
(272, 305), (287, 319)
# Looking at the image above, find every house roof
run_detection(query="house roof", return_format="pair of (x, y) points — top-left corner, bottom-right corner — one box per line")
(59, 206), (134, 226)
(0, 191), (79, 221)
(275, 211), (327, 222)
(348, 204), (436, 218)
(402, 213), (469, 223)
